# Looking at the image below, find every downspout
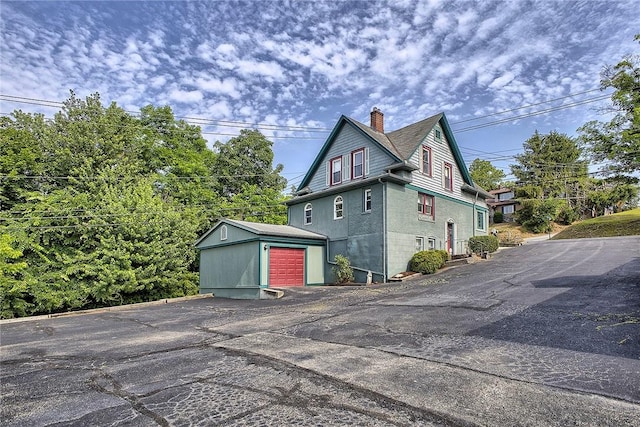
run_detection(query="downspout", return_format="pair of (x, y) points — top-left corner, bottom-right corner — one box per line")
(472, 190), (479, 237)
(379, 178), (387, 282)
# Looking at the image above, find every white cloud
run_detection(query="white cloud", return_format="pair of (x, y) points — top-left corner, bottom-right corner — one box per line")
(168, 88), (203, 103)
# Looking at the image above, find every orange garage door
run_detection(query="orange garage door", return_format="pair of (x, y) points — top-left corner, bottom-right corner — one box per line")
(269, 247), (304, 287)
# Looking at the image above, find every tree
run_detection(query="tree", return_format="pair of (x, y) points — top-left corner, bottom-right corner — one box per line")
(511, 130), (588, 204)
(212, 129), (287, 199)
(579, 35), (640, 175)
(469, 158), (505, 190)
(0, 92), (289, 317)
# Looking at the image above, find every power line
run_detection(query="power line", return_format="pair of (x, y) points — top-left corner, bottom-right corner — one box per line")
(453, 94), (611, 133)
(0, 94), (333, 133)
(449, 88), (606, 125)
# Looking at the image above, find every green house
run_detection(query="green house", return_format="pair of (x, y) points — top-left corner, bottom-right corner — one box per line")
(197, 108), (492, 297)
(195, 219), (326, 299)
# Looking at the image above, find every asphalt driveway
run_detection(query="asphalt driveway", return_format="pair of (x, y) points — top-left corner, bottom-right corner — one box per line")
(1, 236), (639, 426)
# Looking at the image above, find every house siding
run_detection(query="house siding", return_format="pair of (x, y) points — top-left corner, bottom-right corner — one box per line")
(385, 182), (487, 276)
(289, 182), (385, 279)
(199, 241), (260, 295)
(408, 126), (469, 204)
(307, 124), (397, 193)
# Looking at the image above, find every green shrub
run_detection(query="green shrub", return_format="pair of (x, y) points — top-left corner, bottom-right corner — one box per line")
(433, 249), (450, 265)
(468, 235), (499, 254)
(493, 212), (504, 223)
(515, 199), (560, 233)
(556, 205), (579, 225)
(332, 254), (354, 283)
(410, 250), (445, 274)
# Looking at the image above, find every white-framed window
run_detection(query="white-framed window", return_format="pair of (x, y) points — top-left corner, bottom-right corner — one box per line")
(304, 203), (312, 225)
(363, 188), (372, 212)
(477, 210), (486, 230)
(330, 156), (342, 185)
(503, 205), (515, 214)
(334, 196), (344, 220)
(220, 225), (228, 241)
(428, 238), (436, 250)
(352, 148), (364, 179)
(415, 237), (424, 252)
(418, 193), (434, 219)
(444, 162), (453, 191)
(421, 145), (432, 176)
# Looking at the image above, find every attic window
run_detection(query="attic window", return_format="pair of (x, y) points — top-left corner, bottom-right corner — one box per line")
(435, 128), (442, 140)
(220, 225), (228, 241)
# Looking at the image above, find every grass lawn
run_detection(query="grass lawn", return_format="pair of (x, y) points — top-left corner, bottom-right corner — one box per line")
(552, 208), (640, 239)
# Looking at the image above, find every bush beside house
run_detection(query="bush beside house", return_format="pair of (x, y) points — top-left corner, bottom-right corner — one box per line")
(468, 235), (499, 254)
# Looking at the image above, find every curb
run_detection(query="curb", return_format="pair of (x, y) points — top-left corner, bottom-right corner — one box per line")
(0, 294), (214, 324)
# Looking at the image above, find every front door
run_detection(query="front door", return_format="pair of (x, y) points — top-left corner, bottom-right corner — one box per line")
(447, 222), (454, 254)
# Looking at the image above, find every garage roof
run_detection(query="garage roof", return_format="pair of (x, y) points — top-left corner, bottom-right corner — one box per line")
(195, 218), (327, 247)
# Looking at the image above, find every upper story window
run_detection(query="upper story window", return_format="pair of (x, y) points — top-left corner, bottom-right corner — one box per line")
(418, 193), (434, 219)
(434, 128), (442, 140)
(334, 196), (344, 220)
(444, 162), (453, 191)
(421, 145), (432, 176)
(330, 156), (342, 185)
(363, 188), (372, 212)
(220, 225), (228, 241)
(352, 149), (364, 179)
(476, 210), (486, 230)
(304, 203), (312, 225)
(498, 191), (514, 201)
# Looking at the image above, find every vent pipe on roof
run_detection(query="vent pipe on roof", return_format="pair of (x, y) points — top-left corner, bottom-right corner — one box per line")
(370, 107), (384, 133)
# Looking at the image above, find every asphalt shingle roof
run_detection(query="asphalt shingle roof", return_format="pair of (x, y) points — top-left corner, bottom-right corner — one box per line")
(347, 112), (443, 162)
(224, 219), (327, 240)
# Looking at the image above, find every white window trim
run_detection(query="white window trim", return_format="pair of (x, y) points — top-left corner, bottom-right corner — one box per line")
(415, 237), (424, 252)
(476, 210), (486, 231)
(330, 157), (342, 185)
(363, 188), (372, 213)
(304, 203), (312, 225)
(352, 149), (364, 179)
(220, 225), (228, 241)
(334, 196), (344, 220)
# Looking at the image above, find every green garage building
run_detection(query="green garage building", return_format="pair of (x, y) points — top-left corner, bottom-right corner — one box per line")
(195, 219), (327, 299)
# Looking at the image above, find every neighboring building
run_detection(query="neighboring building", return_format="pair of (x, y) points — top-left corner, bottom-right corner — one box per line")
(196, 108), (492, 297)
(487, 188), (520, 222)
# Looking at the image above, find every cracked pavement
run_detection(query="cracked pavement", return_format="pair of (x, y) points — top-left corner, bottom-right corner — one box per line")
(1, 236), (639, 426)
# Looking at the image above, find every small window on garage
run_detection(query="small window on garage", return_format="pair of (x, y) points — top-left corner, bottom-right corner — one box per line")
(220, 225), (228, 241)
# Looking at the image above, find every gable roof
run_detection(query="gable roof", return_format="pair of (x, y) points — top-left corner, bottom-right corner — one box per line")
(297, 111), (474, 190)
(195, 218), (326, 247)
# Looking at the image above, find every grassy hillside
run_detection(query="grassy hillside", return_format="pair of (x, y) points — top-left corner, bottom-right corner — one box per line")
(552, 208), (640, 239)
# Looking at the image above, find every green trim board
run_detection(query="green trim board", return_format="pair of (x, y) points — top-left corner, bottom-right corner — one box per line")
(405, 183), (489, 211)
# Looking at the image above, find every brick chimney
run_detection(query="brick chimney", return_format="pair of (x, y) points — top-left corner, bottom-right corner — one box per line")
(370, 107), (384, 133)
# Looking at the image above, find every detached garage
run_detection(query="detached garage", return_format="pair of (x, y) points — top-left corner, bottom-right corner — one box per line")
(195, 219), (327, 299)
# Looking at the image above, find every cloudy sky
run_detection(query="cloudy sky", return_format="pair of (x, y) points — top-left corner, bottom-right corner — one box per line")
(1, 0), (638, 187)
